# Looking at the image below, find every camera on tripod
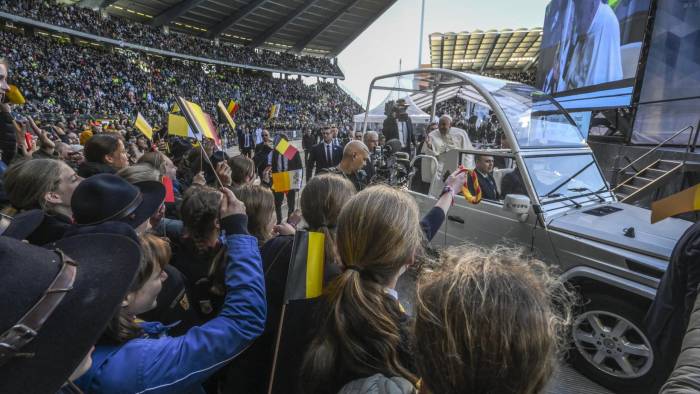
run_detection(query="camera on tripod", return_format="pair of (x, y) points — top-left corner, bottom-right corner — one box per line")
(370, 139), (411, 187)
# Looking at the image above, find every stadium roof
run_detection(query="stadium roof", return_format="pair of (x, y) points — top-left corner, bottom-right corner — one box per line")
(96, 0), (397, 57)
(429, 28), (541, 73)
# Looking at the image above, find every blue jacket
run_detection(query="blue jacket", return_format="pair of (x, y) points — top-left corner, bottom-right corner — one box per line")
(77, 215), (266, 394)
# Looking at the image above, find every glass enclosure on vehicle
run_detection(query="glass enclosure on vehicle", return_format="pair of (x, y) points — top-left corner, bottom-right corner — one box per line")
(466, 74), (587, 149)
(523, 153), (612, 210)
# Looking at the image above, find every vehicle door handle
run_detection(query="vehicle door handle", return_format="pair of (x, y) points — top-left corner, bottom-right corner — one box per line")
(447, 215), (465, 224)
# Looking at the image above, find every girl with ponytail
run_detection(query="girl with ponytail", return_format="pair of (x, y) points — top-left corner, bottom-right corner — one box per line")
(301, 185), (425, 394)
(224, 173), (356, 393)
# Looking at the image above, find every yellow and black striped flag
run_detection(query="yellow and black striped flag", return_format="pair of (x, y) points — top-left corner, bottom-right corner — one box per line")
(284, 231), (325, 301)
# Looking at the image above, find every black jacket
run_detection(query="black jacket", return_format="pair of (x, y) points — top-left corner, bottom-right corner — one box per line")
(0, 111), (16, 165)
(302, 133), (317, 150)
(77, 161), (116, 178)
(644, 220), (700, 388)
(306, 142), (342, 180)
(253, 142), (273, 179)
(382, 116), (415, 152)
(500, 167), (527, 196)
(468, 170), (500, 201)
(27, 212), (74, 246)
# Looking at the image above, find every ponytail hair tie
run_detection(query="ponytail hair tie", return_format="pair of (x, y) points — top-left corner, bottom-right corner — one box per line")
(344, 265), (362, 273)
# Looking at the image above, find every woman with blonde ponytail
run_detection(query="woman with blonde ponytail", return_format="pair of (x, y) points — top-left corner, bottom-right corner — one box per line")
(224, 173), (356, 393)
(301, 185), (424, 394)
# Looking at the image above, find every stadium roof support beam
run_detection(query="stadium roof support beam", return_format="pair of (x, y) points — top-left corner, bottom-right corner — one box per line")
(479, 38), (498, 73)
(248, 0), (317, 48)
(151, 0), (207, 27)
(329, 0), (398, 57)
(523, 52), (539, 72)
(292, 0), (363, 54)
(207, 0), (269, 39)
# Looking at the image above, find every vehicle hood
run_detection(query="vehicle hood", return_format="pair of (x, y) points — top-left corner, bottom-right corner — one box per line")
(547, 202), (692, 260)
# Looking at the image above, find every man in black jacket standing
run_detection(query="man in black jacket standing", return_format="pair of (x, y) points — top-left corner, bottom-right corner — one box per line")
(301, 128), (317, 165)
(382, 99), (415, 156)
(306, 125), (342, 181)
(253, 129), (273, 184)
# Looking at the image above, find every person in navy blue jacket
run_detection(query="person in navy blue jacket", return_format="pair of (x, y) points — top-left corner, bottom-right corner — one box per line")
(77, 188), (267, 394)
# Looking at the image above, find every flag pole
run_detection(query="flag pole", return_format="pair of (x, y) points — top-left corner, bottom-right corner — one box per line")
(267, 303), (287, 394)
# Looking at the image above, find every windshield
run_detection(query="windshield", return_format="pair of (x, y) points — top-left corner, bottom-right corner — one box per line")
(523, 154), (608, 203)
(466, 74), (586, 148)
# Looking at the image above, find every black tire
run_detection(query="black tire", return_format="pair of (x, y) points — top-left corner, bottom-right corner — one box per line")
(569, 291), (660, 393)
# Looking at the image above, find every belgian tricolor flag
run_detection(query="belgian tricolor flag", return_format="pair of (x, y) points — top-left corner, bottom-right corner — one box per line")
(284, 231), (325, 301)
(268, 231), (326, 393)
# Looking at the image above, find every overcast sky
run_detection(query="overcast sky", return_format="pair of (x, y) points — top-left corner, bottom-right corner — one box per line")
(336, 0), (550, 108)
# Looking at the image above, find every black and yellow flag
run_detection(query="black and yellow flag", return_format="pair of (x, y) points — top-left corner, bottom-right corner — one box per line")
(284, 231), (325, 302)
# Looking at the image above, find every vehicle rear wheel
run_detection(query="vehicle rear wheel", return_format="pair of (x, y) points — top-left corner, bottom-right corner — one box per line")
(569, 292), (658, 393)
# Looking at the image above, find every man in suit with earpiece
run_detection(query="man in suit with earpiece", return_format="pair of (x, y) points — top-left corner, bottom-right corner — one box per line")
(306, 124), (342, 181)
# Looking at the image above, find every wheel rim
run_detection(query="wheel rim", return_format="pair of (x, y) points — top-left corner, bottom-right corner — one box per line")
(573, 310), (653, 379)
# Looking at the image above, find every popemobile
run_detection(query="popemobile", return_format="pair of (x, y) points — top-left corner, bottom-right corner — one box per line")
(363, 68), (692, 393)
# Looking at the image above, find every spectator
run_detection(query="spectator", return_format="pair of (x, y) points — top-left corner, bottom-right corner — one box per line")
(76, 188), (266, 393)
(301, 185), (425, 394)
(225, 173), (355, 393)
(228, 154), (256, 189)
(268, 134), (303, 223)
(79, 133), (129, 178)
(3, 158), (82, 244)
(0, 231), (142, 393)
(410, 247), (573, 394)
(234, 184), (277, 246)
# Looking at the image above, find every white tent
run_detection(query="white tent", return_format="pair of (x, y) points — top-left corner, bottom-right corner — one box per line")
(353, 94), (431, 130)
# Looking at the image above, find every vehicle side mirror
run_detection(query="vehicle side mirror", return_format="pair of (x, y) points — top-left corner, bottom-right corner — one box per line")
(503, 194), (531, 222)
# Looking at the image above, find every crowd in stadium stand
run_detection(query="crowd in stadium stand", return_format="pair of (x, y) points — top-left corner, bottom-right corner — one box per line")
(0, 28), (361, 136)
(0, 0), (343, 77)
(483, 70), (537, 85)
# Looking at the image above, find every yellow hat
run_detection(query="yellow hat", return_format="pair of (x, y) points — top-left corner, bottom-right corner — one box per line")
(79, 130), (94, 145)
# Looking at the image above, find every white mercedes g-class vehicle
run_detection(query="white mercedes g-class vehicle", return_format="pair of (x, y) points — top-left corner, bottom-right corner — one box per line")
(363, 69), (692, 392)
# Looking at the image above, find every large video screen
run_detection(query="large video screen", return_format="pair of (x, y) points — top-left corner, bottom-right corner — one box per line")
(631, 0), (700, 145)
(537, 0), (651, 110)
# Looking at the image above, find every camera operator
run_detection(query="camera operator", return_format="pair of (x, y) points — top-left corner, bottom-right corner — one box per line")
(319, 140), (370, 192)
(362, 130), (379, 183)
(382, 98), (415, 156)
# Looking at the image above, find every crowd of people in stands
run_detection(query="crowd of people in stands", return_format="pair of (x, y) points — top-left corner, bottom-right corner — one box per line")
(0, 0), (343, 77)
(482, 70), (537, 85)
(0, 27), (361, 134)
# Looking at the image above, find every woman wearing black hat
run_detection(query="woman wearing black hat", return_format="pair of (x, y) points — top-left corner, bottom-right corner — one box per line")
(71, 173), (166, 235)
(0, 231), (142, 393)
(3, 158), (83, 245)
(76, 188), (267, 394)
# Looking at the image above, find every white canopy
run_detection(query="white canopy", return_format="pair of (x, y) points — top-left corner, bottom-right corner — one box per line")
(353, 94), (432, 126)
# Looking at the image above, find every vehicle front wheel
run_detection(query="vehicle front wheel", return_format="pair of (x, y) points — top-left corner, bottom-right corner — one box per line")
(569, 292), (658, 393)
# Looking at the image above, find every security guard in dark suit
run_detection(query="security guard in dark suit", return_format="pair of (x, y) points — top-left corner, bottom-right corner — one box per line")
(306, 125), (342, 180)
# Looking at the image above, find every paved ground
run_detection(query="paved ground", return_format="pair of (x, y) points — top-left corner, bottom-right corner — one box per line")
(227, 141), (615, 394)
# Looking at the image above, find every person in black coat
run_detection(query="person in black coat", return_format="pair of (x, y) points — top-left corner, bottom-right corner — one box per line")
(302, 128), (317, 164)
(237, 126), (254, 158)
(306, 126), (342, 180)
(644, 219), (700, 390)
(253, 129), (273, 184)
(269, 134), (303, 224)
(500, 166), (527, 196)
(382, 99), (415, 155)
(467, 155), (500, 201)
